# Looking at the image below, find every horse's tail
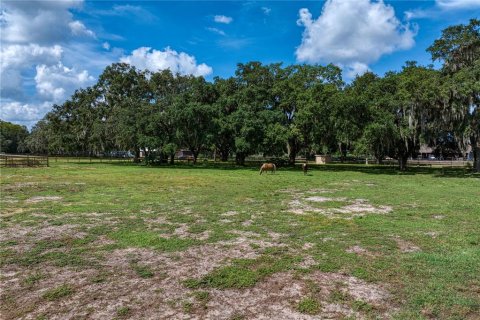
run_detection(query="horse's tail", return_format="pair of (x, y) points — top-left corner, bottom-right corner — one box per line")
(259, 165), (263, 175)
(273, 164), (276, 173)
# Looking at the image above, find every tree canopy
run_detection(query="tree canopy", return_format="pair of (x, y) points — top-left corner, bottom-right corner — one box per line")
(8, 19), (479, 171)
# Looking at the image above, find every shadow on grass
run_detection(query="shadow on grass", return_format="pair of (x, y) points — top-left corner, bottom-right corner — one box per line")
(67, 160), (480, 178)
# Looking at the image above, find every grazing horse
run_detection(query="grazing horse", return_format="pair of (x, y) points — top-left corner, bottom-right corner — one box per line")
(302, 163), (308, 175)
(259, 163), (276, 175)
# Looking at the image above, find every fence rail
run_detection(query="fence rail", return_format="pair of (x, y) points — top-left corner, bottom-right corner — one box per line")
(0, 154), (49, 167)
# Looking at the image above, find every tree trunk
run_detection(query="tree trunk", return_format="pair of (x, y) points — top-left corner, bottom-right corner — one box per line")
(398, 155), (408, 171)
(169, 152), (175, 165)
(287, 139), (297, 166)
(474, 144), (480, 172)
(235, 153), (246, 166)
(192, 150), (199, 164)
(133, 148), (141, 163)
(338, 143), (346, 163)
(220, 149), (229, 162)
(288, 149), (297, 166)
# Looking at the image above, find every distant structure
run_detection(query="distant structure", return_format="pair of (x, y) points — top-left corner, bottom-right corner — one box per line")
(315, 155), (331, 164)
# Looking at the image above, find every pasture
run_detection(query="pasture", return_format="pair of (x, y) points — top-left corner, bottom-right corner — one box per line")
(1, 161), (479, 319)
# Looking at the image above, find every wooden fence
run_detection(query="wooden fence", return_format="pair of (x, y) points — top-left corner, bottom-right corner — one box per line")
(0, 154), (49, 167)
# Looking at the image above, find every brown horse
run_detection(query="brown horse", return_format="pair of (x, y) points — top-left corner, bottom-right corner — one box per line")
(259, 163), (276, 175)
(302, 163), (308, 175)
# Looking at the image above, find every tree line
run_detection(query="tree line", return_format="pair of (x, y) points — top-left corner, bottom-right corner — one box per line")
(4, 19), (479, 171)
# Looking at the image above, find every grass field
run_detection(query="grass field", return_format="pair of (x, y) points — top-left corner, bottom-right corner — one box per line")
(1, 161), (479, 319)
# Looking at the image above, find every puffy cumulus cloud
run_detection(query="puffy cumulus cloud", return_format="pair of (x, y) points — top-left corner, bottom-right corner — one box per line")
(0, 0), (101, 127)
(436, 0), (480, 9)
(214, 15), (233, 24)
(0, 0), (94, 44)
(0, 44), (63, 69)
(296, 0), (417, 77)
(0, 44), (63, 100)
(0, 101), (52, 126)
(35, 63), (95, 102)
(120, 47), (212, 77)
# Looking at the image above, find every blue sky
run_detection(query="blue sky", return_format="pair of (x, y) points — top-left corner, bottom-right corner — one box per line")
(1, 0), (478, 128)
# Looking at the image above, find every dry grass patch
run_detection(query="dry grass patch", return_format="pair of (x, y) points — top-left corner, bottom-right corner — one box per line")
(393, 237), (421, 253)
(198, 271), (393, 319)
(25, 196), (63, 204)
(288, 191), (392, 218)
(346, 245), (377, 257)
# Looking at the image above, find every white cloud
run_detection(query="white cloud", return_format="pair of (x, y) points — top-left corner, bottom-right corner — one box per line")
(0, 44), (64, 100)
(0, 0), (94, 44)
(0, 0), (103, 127)
(206, 27), (226, 36)
(120, 47), (212, 77)
(262, 7), (272, 15)
(345, 62), (370, 78)
(0, 101), (52, 126)
(436, 0), (480, 9)
(93, 5), (158, 22)
(214, 15), (233, 24)
(296, 0), (417, 77)
(0, 44), (63, 69)
(35, 63), (95, 102)
(69, 21), (96, 38)
(406, 0), (480, 19)
(102, 42), (111, 50)
(404, 9), (430, 20)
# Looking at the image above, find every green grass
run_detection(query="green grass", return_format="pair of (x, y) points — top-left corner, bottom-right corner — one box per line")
(23, 272), (45, 287)
(116, 306), (130, 317)
(42, 284), (74, 301)
(1, 159), (479, 319)
(184, 253), (299, 289)
(297, 297), (321, 314)
(132, 264), (154, 278)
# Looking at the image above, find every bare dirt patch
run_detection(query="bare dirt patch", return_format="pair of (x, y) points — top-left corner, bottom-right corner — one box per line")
(1, 182), (41, 191)
(297, 255), (317, 269)
(164, 223), (211, 241)
(394, 237), (421, 253)
(346, 245), (377, 257)
(332, 202), (392, 215)
(424, 232), (439, 238)
(0, 223), (395, 320)
(221, 210), (238, 217)
(0, 222), (89, 253)
(305, 196), (346, 203)
(302, 242), (315, 250)
(1, 196), (19, 204)
(288, 191), (392, 218)
(242, 219), (253, 227)
(204, 270), (393, 319)
(25, 196), (63, 204)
